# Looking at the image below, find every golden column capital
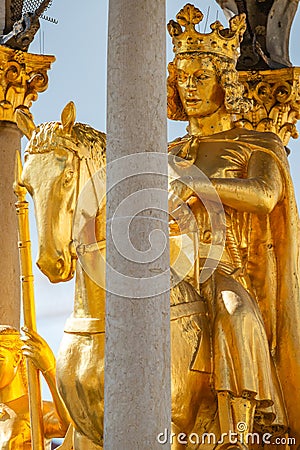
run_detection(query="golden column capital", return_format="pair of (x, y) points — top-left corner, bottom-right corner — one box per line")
(237, 67), (300, 146)
(0, 45), (55, 123)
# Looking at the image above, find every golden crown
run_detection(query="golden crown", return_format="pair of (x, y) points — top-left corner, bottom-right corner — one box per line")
(167, 3), (246, 61)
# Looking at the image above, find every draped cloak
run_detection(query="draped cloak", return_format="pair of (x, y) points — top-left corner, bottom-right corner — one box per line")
(169, 128), (300, 442)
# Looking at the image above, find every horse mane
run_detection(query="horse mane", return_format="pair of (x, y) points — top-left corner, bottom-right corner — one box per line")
(26, 121), (106, 171)
(73, 123), (106, 169)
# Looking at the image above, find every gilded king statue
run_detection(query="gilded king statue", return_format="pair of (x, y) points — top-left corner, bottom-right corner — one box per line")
(167, 3), (300, 448)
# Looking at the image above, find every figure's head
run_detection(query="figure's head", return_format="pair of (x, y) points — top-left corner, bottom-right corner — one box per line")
(0, 326), (27, 390)
(167, 4), (250, 121)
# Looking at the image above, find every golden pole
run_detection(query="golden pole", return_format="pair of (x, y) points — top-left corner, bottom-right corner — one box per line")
(14, 151), (45, 450)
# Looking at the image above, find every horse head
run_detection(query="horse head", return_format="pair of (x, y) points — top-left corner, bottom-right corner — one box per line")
(17, 102), (106, 283)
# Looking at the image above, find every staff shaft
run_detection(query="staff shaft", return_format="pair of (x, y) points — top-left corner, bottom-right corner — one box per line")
(14, 151), (45, 450)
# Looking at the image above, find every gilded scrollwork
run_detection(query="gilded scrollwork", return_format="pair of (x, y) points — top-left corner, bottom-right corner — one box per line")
(237, 68), (300, 146)
(0, 45), (54, 122)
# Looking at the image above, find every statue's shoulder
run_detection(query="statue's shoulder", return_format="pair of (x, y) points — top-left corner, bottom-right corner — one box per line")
(222, 127), (284, 152)
(167, 129), (286, 162)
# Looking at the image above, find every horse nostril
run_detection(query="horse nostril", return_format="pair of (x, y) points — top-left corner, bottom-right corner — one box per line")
(56, 258), (65, 275)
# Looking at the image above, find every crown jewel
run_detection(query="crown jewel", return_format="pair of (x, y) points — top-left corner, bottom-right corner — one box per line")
(167, 3), (246, 61)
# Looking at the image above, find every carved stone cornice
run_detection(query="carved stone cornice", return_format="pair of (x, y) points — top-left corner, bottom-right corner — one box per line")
(236, 68), (300, 146)
(0, 45), (55, 123)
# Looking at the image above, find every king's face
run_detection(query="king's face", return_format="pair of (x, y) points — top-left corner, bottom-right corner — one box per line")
(176, 57), (224, 118)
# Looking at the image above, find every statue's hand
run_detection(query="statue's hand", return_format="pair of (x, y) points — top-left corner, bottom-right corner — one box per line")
(168, 178), (194, 212)
(21, 327), (56, 375)
(168, 178), (197, 235)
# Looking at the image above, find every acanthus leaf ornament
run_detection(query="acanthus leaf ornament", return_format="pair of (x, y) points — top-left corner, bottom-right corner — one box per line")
(0, 45), (54, 123)
(237, 68), (300, 146)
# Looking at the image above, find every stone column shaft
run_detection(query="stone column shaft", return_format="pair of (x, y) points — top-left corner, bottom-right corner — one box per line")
(0, 121), (21, 327)
(105, 1), (170, 449)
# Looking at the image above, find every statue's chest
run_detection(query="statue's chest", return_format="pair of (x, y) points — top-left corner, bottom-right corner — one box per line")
(194, 142), (249, 179)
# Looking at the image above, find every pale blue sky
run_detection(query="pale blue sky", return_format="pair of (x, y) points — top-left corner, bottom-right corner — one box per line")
(22, 0), (300, 399)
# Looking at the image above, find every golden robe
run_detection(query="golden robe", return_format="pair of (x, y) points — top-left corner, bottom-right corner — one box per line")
(169, 128), (300, 441)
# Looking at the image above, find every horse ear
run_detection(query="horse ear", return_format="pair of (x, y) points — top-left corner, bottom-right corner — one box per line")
(16, 109), (36, 140)
(61, 101), (76, 134)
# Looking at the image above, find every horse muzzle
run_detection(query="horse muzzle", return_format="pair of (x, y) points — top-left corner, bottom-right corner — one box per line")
(36, 252), (76, 283)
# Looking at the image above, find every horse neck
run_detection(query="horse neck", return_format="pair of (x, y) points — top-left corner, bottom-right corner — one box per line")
(73, 157), (106, 319)
(73, 259), (106, 319)
(73, 210), (106, 319)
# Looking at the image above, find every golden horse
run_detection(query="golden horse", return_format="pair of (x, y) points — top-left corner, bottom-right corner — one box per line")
(17, 102), (215, 450)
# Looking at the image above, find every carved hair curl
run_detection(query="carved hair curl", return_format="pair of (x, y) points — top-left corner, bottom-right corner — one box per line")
(167, 53), (250, 121)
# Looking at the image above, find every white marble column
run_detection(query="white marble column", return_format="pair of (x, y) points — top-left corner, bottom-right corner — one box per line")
(105, 0), (171, 449)
(0, 122), (21, 328)
(0, 1), (19, 328)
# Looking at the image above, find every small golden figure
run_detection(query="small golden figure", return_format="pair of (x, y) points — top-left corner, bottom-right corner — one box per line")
(0, 326), (69, 450)
(168, 4), (300, 447)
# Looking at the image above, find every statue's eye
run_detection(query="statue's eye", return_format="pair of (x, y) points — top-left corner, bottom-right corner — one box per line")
(177, 73), (187, 83)
(195, 73), (210, 81)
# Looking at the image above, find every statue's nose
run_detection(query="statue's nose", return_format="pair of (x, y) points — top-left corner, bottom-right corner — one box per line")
(187, 75), (197, 89)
